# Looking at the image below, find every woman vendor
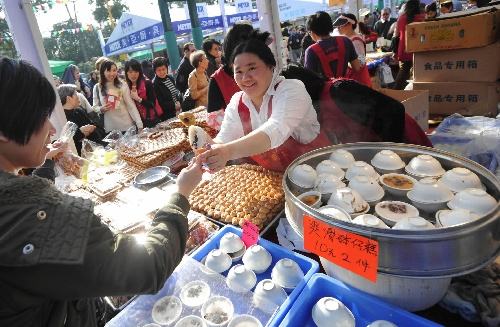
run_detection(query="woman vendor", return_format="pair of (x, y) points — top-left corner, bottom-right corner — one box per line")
(199, 32), (330, 173)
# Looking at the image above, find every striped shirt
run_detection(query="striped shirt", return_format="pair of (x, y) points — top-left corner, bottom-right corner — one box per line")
(162, 77), (180, 100)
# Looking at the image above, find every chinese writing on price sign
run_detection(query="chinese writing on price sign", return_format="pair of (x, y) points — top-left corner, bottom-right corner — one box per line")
(303, 215), (379, 282)
(241, 220), (259, 248)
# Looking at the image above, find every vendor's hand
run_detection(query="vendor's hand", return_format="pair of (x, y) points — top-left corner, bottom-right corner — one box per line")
(198, 143), (231, 173)
(46, 141), (68, 160)
(176, 157), (203, 198)
(80, 124), (96, 137)
(100, 102), (113, 113)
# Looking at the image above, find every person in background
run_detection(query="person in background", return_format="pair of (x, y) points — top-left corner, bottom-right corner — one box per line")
(53, 75), (61, 87)
(92, 59), (143, 133)
(188, 50), (210, 108)
(287, 26), (304, 63)
(394, 0), (425, 90)
(176, 42), (196, 94)
(425, 2), (438, 19)
(335, 14), (372, 87)
(300, 27), (315, 66)
(95, 56), (109, 73)
(57, 84), (107, 155)
(304, 11), (361, 79)
(141, 59), (155, 80)
(125, 59), (164, 128)
(152, 57), (181, 120)
(440, 0), (455, 13)
(61, 64), (92, 102)
(86, 70), (99, 105)
(202, 39), (222, 78)
(374, 8), (397, 39)
(0, 57), (204, 327)
(207, 23), (254, 114)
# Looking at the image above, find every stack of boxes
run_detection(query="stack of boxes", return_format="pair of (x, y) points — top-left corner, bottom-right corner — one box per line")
(406, 6), (500, 118)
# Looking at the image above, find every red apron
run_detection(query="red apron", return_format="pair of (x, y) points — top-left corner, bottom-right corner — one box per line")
(309, 37), (346, 78)
(212, 67), (240, 107)
(237, 84), (330, 172)
(346, 36), (372, 88)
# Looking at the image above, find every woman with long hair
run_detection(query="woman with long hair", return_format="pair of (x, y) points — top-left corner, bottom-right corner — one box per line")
(394, 0), (424, 90)
(92, 59), (143, 132)
(124, 59), (164, 128)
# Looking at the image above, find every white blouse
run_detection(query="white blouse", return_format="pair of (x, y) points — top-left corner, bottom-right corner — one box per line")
(215, 75), (320, 149)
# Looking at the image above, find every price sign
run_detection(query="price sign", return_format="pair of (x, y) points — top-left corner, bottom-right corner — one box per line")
(303, 215), (379, 282)
(241, 220), (260, 247)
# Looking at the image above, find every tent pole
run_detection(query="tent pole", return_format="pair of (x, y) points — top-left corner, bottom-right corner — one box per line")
(187, 0), (204, 50)
(256, 0), (284, 71)
(158, 0), (181, 72)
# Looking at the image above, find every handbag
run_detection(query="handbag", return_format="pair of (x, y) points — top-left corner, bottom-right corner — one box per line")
(181, 88), (196, 112)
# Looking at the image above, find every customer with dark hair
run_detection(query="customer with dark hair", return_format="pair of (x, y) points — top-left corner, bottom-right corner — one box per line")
(202, 39), (222, 78)
(207, 23), (254, 115)
(141, 59), (155, 80)
(0, 57), (204, 327)
(187, 50), (209, 108)
(57, 84), (107, 154)
(176, 42), (196, 94)
(425, 2), (438, 19)
(199, 31), (330, 173)
(124, 59), (164, 127)
(439, 0), (454, 13)
(393, 0), (424, 90)
(92, 60), (143, 132)
(152, 57), (181, 119)
(304, 11), (361, 79)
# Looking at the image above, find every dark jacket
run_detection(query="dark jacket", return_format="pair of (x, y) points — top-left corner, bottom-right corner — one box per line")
(153, 75), (180, 120)
(206, 53), (219, 79)
(0, 171), (189, 327)
(63, 107), (107, 155)
(175, 57), (194, 95)
(373, 18), (397, 39)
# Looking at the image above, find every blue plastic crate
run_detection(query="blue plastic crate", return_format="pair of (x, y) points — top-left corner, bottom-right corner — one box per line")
(190, 225), (320, 326)
(279, 273), (443, 327)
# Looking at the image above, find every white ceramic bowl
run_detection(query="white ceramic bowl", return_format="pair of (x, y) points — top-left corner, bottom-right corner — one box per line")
(253, 279), (287, 314)
(329, 149), (355, 169)
(316, 160), (345, 179)
(312, 297), (355, 327)
(327, 187), (370, 217)
(152, 295), (183, 325)
(371, 150), (405, 174)
(435, 209), (480, 228)
(348, 175), (385, 203)
(352, 214), (390, 229)
(317, 205), (352, 223)
(271, 258), (305, 289)
(226, 264), (257, 293)
(289, 164), (317, 189)
(367, 320), (398, 327)
(219, 232), (246, 261)
(175, 315), (207, 327)
(345, 161), (380, 181)
(321, 258), (451, 312)
(405, 155), (445, 178)
(448, 188), (498, 216)
(392, 217), (436, 230)
(242, 244), (272, 274)
(375, 201), (420, 227)
(379, 173), (417, 197)
(227, 315), (263, 327)
(298, 190), (322, 208)
(408, 178), (454, 203)
(315, 174), (346, 202)
(179, 280), (211, 307)
(205, 249), (232, 274)
(439, 167), (483, 193)
(201, 296), (234, 327)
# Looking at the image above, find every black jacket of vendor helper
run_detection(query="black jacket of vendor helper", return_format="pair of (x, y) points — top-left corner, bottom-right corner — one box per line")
(0, 170), (189, 327)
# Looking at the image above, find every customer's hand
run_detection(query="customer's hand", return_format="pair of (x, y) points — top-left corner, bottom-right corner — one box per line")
(100, 102), (113, 113)
(130, 89), (141, 102)
(176, 157), (203, 198)
(46, 141), (68, 160)
(80, 124), (96, 137)
(198, 143), (231, 173)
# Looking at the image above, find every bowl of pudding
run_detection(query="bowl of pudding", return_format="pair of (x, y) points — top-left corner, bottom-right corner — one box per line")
(380, 173), (416, 197)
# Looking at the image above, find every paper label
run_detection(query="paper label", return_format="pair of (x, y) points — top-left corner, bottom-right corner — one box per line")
(303, 215), (379, 282)
(241, 220), (259, 247)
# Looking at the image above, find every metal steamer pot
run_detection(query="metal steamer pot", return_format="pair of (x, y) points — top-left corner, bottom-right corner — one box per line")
(283, 143), (500, 278)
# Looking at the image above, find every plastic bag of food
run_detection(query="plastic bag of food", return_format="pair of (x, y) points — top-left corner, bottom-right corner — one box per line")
(103, 130), (124, 144)
(54, 151), (89, 181)
(119, 126), (140, 149)
(57, 121), (78, 143)
(81, 139), (118, 166)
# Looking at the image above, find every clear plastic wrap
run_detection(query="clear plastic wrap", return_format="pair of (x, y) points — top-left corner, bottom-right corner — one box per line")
(57, 121), (78, 143)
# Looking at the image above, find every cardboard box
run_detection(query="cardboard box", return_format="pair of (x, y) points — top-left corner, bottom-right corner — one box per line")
(379, 89), (430, 131)
(406, 6), (500, 53)
(413, 43), (500, 82)
(411, 82), (500, 116)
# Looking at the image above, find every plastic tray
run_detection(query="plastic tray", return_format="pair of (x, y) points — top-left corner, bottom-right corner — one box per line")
(279, 273), (443, 327)
(190, 225), (320, 326)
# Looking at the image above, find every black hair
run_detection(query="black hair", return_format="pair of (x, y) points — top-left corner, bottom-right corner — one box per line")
(358, 22), (371, 36)
(343, 13), (358, 30)
(404, 0), (421, 23)
(202, 39), (221, 56)
(152, 57), (169, 71)
(223, 23), (254, 67)
(0, 57), (56, 145)
(183, 42), (195, 52)
(98, 60), (121, 95)
(281, 65), (326, 102)
(306, 11), (334, 37)
(124, 59), (145, 89)
(230, 31), (275, 67)
(425, 2), (437, 13)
